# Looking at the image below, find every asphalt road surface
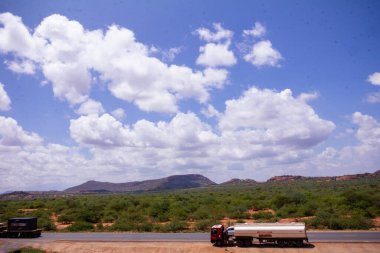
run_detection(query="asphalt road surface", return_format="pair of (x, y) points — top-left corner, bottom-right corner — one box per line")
(2, 231), (379, 242)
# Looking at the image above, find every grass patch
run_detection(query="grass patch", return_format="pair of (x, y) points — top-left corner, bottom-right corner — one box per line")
(7, 247), (46, 253)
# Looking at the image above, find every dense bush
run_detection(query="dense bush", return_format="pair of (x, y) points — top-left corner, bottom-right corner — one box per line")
(7, 247), (46, 253)
(194, 219), (219, 231)
(161, 220), (188, 232)
(252, 211), (274, 220)
(67, 221), (94, 231)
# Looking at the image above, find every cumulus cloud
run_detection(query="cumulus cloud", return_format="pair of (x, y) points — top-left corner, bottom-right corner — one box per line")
(243, 22), (266, 38)
(162, 47), (182, 62)
(76, 99), (105, 115)
(195, 23), (236, 68)
(244, 40), (283, 67)
(368, 72), (380, 86)
(5, 59), (36, 74)
(0, 13), (229, 112)
(70, 114), (135, 147)
(111, 108), (126, 120)
(0, 116), (42, 146)
(67, 87), (336, 182)
(194, 23), (233, 42)
(201, 104), (221, 118)
(219, 87), (335, 148)
(70, 112), (218, 150)
(0, 12), (42, 59)
(366, 72), (380, 103)
(0, 83), (11, 111)
(196, 43), (237, 67)
(366, 91), (380, 103)
(352, 112), (380, 145)
(298, 91), (319, 102)
(310, 112), (380, 176)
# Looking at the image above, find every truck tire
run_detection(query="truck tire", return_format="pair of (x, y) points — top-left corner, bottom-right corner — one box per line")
(296, 240), (303, 247)
(237, 240), (244, 247)
(277, 240), (286, 247)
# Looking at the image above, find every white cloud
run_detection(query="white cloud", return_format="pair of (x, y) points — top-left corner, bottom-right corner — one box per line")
(0, 83), (11, 111)
(0, 13), (229, 112)
(196, 43), (237, 67)
(310, 112), (380, 176)
(0, 116), (42, 146)
(298, 91), (319, 102)
(195, 23), (236, 68)
(70, 114), (135, 147)
(111, 108), (126, 120)
(368, 72), (380, 86)
(219, 87), (335, 148)
(5, 59), (36, 74)
(42, 61), (91, 104)
(365, 72), (380, 103)
(201, 104), (221, 118)
(195, 23), (233, 42)
(76, 99), (105, 115)
(243, 22), (266, 38)
(70, 112), (218, 150)
(67, 87), (336, 182)
(366, 91), (380, 103)
(162, 47), (182, 62)
(0, 12), (42, 59)
(352, 112), (380, 145)
(244, 40), (283, 67)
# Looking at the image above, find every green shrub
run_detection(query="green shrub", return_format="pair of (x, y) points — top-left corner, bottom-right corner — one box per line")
(194, 219), (218, 231)
(38, 217), (56, 231)
(308, 212), (373, 230)
(7, 247), (46, 253)
(161, 220), (187, 232)
(252, 211), (274, 220)
(67, 221), (94, 232)
(108, 222), (133, 231)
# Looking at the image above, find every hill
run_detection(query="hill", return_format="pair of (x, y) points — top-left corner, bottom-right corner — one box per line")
(219, 178), (258, 186)
(64, 174), (216, 193)
(267, 170), (380, 182)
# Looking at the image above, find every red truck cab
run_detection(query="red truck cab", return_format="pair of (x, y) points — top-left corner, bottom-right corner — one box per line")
(210, 224), (225, 246)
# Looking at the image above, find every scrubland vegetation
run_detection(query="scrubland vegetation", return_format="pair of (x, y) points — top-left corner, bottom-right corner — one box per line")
(7, 248), (46, 253)
(1, 177), (379, 232)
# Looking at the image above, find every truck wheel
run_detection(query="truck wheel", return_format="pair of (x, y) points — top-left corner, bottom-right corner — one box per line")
(277, 240), (285, 248)
(245, 239), (252, 247)
(296, 240), (303, 247)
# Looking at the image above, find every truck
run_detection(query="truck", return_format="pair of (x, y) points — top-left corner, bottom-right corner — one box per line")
(211, 222), (308, 247)
(0, 217), (42, 238)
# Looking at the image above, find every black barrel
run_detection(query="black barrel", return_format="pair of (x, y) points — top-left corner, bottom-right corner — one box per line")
(8, 217), (38, 232)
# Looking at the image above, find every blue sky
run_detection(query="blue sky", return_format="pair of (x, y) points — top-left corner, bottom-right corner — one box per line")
(0, 0), (379, 192)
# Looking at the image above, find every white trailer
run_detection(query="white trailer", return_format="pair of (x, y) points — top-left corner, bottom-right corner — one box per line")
(211, 222), (308, 247)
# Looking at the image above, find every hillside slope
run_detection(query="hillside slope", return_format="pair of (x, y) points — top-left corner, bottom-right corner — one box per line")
(64, 174), (216, 193)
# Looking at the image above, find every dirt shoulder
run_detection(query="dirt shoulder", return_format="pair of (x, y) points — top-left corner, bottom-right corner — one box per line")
(1, 241), (379, 253)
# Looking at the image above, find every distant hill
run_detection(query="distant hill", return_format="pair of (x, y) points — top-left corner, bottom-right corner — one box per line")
(267, 170), (380, 182)
(1, 170), (379, 200)
(220, 178), (258, 186)
(64, 174), (216, 193)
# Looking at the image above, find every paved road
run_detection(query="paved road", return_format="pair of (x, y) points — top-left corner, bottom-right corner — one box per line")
(1, 232), (380, 253)
(2, 231), (379, 242)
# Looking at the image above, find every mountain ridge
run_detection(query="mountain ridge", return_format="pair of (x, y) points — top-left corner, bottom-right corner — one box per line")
(64, 174), (217, 193)
(1, 170), (379, 200)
